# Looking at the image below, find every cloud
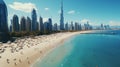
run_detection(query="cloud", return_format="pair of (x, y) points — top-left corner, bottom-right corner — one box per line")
(44, 8), (49, 11)
(68, 10), (75, 14)
(9, 2), (37, 13)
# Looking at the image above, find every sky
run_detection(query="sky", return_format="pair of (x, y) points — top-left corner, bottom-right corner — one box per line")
(4, 0), (120, 26)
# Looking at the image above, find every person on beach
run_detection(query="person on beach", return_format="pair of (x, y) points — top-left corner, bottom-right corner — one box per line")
(19, 59), (22, 63)
(14, 62), (17, 66)
(7, 59), (9, 64)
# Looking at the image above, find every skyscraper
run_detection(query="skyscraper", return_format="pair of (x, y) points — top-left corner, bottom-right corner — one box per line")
(0, 0), (8, 32)
(48, 18), (52, 32)
(20, 16), (26, 31)
(53, 23), (58, 31)
(65, 22), (68, 31)
(12, 14), (19, 32)
(36, 21), (39, 31)
(78, 23), (82, 31)
(31, 8), (37, 31)
(75, 22), (78, 31)
(44, 21), (49, 34)
(60, 0), (64, 30)
(39, 16), (44, 34)
(9, 24), (12, 32)
(84, 21), (90, 30)
(70, 21), (74, 31)
(101, 24), (104, 30)
(26, 17), (32, 32)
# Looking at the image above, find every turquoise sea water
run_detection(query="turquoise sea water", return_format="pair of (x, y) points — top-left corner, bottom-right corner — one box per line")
(34, 30), (120, 67)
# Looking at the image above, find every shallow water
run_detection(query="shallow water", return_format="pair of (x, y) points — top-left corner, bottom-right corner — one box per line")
(34, 30), (120, 67)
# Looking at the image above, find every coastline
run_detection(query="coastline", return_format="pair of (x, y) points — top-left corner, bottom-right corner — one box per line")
(31, 31), (79, 67)
(0, 31), (92, 67)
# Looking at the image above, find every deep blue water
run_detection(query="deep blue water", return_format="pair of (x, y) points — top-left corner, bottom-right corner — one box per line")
(34, 30), (120, 67)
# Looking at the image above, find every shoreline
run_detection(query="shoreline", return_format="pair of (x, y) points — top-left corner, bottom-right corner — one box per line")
(31, 31), (82, 67)
(31, 31), (78, 67)
(0, 31), (92, 67)
(31, 30), (115, 67)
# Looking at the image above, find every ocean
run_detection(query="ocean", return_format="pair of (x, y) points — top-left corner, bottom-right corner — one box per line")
(33, 30), (120, 67)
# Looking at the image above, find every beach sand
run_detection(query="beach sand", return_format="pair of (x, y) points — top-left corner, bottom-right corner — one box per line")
(0, 31), (91, 67)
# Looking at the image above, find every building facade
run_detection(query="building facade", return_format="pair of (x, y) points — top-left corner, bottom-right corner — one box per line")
(65, 22), (68, 31)
(0, 0), (8, 32)
(12, 14), (19, 32)
(60, 0), (64, 30)
(44, 21), (49, 34)
(54, 23), (58, 31)
(20, 16), (26, 31)
(26, 17), (32, 32)
(31, 8), (37, 31)
(39, 16), (44, 33)
(48, 18), (52, 32)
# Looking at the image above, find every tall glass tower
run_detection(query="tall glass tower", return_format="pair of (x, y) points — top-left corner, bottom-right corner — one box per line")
(31, 8), (37, 31)
(0, 0), (8, 32)
(60, 0), (64, 30)
(12, 14), (19, 32)
(39, 16), (44, 33)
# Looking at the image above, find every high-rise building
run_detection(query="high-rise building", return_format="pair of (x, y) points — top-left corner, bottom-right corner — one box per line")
(48, 18), (52, 32)
(12, 14), (19, 32)
(86, 21), (89, 30)
(39, 16), (44, 33)
(84, 23), (87, 30)
(10, 20), (13, 32)
(31, 8), (37, 31)
(36, 22), (39, 31)
(70, 21), (74, 31)
(84, 21), (93, 30)
(78, 23), (82, 31)
(53, 23), (58, 31)
(60, 0), (64, 30)
(75, 22), (79, 31)
(10, 19), (13, 32)
(26, 17), (31, 32)
(10, 24), (12, 32)
(44, 21), (49, 34)
(65, 22), (68, 31)
(0, 0), (8, 32)
(104, 25), (110, 30)
(84, 21), (90, 30)
(20, 16), (26, 31)
(101, 24), (104, 30)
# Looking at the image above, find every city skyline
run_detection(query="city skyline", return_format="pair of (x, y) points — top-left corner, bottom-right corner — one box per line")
(4, 0), (120, 26)
(0, 0), (112, 42)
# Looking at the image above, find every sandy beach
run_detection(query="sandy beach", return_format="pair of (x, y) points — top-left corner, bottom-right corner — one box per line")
(0, 31), (92, 67)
